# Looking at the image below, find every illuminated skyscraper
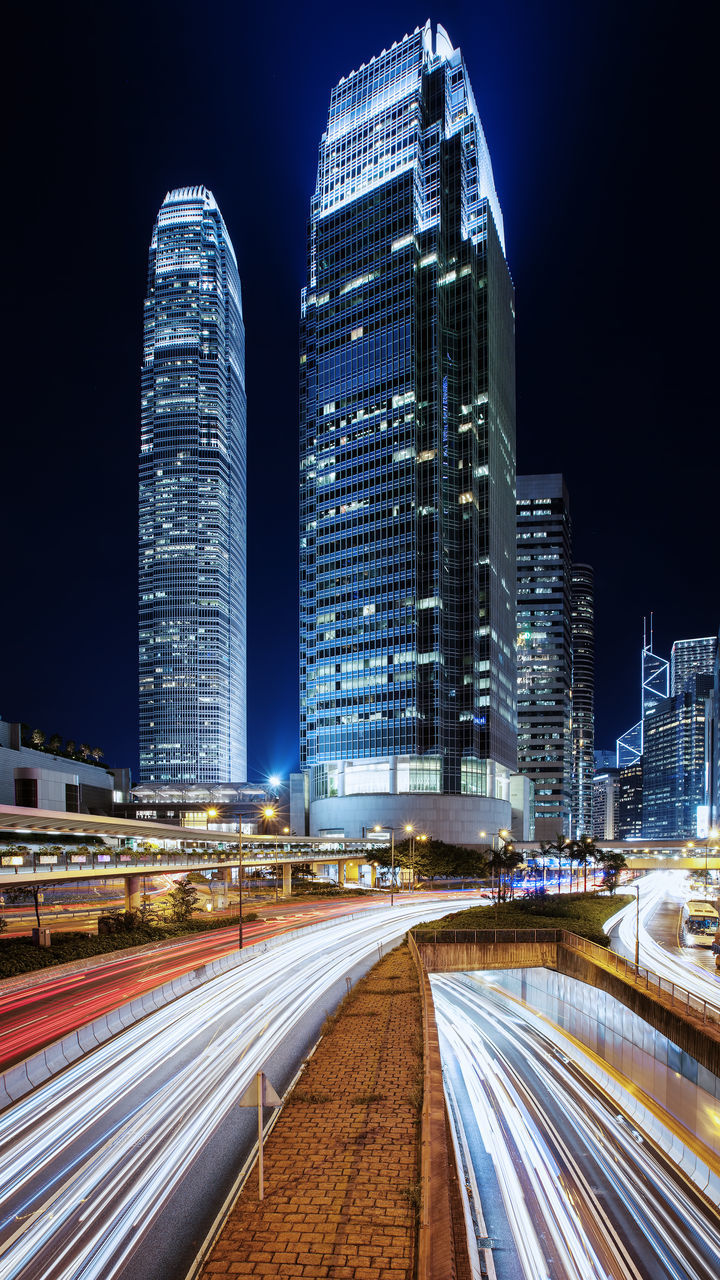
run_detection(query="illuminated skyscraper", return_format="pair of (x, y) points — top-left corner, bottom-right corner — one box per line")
(516, 475), (572, 841)
(570, 563), (595, 837)
(299, 24), (517, 841)
(139, 187), (246, 784)
(670, 636), (717, 696)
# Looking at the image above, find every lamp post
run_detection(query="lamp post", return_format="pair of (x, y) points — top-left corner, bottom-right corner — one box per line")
(634, 882), (640, 969)
(237, 817), (243, 950)
(263, 806), (279, 903)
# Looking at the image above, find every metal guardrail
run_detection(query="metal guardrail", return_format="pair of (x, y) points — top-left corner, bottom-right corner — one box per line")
(411, 928), (720, 1030)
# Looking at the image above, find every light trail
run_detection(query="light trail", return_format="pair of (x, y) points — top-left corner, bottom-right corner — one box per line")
(0, 897), (468, 1280)
(606, 871), (720, 1012)
(433, 974), (720, 1280)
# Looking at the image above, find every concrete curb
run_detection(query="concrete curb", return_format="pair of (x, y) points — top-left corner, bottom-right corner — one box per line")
(0, 909), (371, 1114)
(408, 931), (462, 1280)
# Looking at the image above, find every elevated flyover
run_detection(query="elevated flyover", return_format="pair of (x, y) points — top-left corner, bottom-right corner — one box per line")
(0, 805), (388, 903)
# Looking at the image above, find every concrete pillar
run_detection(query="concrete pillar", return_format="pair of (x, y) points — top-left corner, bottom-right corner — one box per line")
(124, 875), (142, 912)
(370, 864), (377, 888)
(337, 859), (346, 888)
(282, 862), (292, 899)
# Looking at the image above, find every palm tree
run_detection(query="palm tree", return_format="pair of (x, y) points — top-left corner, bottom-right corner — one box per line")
(30, 728), (46, 750)
(66, 739), (76, 757)
(79, 743), (91, 760)
(47, 734), (62, 756)
(90, 746), (104, 764)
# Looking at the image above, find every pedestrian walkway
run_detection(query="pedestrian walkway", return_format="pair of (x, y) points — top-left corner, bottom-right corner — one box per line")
(200, 943), (424, 1279)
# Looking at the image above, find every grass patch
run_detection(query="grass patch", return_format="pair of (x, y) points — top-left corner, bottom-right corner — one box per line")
(352, 1092), (384, 1104)
(0, 914), (249, 979)
(290, 1090), (331, 1105)
(414, 891), (632, 947)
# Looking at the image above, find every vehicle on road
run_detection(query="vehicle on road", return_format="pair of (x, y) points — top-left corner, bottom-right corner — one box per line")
(680, 899), (719, 946)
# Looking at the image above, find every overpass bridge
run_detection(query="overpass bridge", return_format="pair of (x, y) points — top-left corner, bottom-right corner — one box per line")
(0, 805), (717, 906)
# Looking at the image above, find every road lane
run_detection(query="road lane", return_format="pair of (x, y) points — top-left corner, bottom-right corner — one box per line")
(433, 974), (720, 1280)
(0, 895), (396, 1071)
(0, 896), (471, 1280)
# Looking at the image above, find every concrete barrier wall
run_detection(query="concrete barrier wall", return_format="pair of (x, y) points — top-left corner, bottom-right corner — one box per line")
(0, 909), (373, 1114)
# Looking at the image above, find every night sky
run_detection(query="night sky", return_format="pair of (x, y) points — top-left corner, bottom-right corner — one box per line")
(4, 1), (716, 782)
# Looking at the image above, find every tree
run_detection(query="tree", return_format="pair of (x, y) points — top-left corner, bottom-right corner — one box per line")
(66, 739), (76, 757)
(539, 834), (573, 892)
(91, 746), (104, 763)
(79, 743), (91, 760)
(596, 848), (627, 894)
(4, 881), (52, 928)
(47, 734), (63, 755)
(30, 728), (46, 750)
(167, 876), (200, 922)
(486, 836), (524, 902)
(373, 836), (487, 881)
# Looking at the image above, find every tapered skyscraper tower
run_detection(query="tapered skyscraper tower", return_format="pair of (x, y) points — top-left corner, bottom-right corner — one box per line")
(139, 186), (246, 784)
(300, 24), (517, 841)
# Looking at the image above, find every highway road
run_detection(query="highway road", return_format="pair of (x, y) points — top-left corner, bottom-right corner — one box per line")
(0, 896), (471, 1280)
(606, 871), (720, 1008)
(0, 895), (400, 1072)
(433, 973), (720, 1280)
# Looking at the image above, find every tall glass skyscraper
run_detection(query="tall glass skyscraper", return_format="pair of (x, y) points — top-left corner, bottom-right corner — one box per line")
(300, 24), (517, 841)
(139, 186), (246, 784)
(516, 475), (572, 841)
(570, 563), (595, 837)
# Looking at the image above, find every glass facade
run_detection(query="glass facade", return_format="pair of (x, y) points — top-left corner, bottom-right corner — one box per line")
(642, 675), (713, 838)
(570, 563), (595, 837)
(139, 187), (246, 784)
(299, 23), (517, 820)
(516, 475), (572, 840)
(670, 636), (717, 696)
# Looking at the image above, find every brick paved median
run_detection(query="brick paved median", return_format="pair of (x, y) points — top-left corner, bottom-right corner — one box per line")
(200, 943), (424, 1278)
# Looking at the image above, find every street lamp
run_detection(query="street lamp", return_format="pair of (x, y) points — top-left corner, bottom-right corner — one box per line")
(634, 882), (640, 969)
(237, 816), (243, 950)
(262, 806), (279, 902)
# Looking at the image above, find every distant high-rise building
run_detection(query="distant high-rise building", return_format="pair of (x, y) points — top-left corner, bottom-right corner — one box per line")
(299, 23), (517, 842)
(516, 475), (572, 841)
(671, 636), (717, 696)
(592, 768), (620, 840)
(616, 620), (669, 767)
(617, 760), (643, 839)
(570, 563), (595, 837)
(139, 186), (247, 784)
(643, 674), (713, 839)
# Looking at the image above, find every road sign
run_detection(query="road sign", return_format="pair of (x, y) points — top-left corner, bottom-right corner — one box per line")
(238, 1071), (281, 1199)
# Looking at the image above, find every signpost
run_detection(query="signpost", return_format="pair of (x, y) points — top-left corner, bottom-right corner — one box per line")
(238, 1071), (281, 1200)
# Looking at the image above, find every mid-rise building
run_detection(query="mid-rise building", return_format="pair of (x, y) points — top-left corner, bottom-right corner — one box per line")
(516, 475), (572, 841)
(617, 760), (643, 839)
(671, 636), (717, 696)
(138, 187), (247, 785)
(0, 719), (129, 814)
(592, 767), (620, 840)
(570, 563), (595, 836)
(299, 24), (517, 843)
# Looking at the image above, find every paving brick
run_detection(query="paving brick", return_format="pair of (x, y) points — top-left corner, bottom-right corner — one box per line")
(199, 945), (423, 1280)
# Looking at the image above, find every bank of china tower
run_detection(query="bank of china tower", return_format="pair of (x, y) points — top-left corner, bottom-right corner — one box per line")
(300, 24), (518, 842)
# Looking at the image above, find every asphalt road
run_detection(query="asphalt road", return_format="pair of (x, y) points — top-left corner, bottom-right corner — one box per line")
(0, 896), (473, 1280)
(434, 973), (720, 1280)
(0, 895), (393, 1071)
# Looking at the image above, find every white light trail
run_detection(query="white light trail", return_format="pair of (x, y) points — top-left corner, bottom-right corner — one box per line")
(0, 898), (467, 1280)
(433, 974), (720, 1280)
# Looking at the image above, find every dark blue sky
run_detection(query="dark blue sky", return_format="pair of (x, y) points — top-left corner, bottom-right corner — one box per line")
(4, 1), (716, 781)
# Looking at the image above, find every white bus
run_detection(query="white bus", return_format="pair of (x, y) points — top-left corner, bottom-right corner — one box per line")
(680, 899), (719, 947)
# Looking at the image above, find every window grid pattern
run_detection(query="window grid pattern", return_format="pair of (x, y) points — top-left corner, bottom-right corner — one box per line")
(139, 187), (246, 784)
(516, 476), (573, 839)
(300, 25), (516, 800)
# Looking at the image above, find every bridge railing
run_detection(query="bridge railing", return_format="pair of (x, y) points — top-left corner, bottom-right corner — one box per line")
(411, 928), (720, 1029)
